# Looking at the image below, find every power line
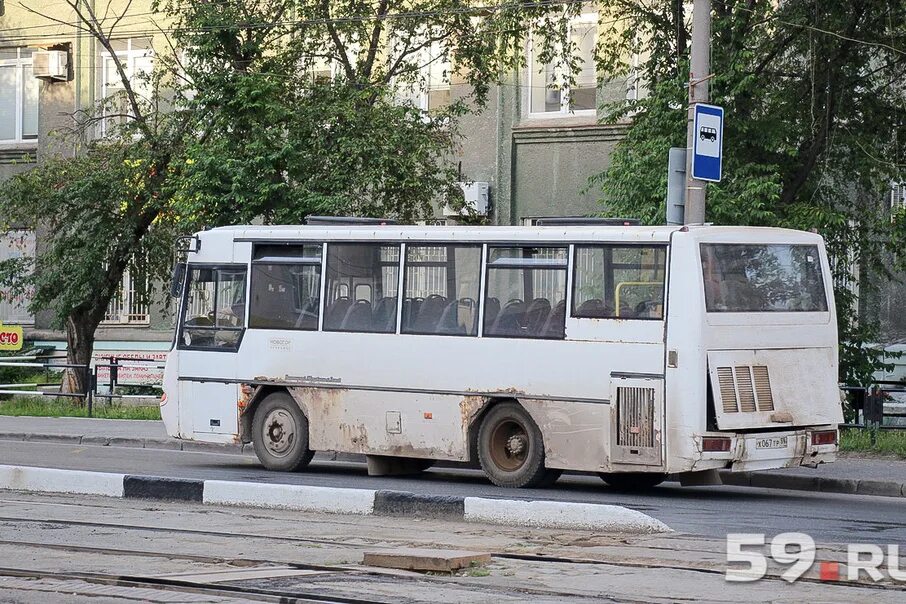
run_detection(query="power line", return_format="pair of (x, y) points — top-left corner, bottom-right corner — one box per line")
(0, 0), (599, 45)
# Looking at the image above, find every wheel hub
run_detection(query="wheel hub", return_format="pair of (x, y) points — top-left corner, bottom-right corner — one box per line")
(506, 434), (526, 456)
(262, 409), (296, 458)
(489, 419), (530, 472)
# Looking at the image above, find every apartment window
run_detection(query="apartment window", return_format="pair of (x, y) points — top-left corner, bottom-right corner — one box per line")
(528, 13), (597, 116)
(0, 48), (39, 143)
(892, 182), (906, 214)
(100, 39), (154, 135)
(103, 265), (151, 325)
(396, 40), (451, 113)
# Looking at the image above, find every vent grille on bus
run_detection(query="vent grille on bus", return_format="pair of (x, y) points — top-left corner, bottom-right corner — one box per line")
(716, 366), (774, 413)
(616, 386), (656, 448)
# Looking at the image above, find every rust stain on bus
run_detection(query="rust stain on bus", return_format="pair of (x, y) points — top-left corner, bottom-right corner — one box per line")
(459, 395), (488, 428)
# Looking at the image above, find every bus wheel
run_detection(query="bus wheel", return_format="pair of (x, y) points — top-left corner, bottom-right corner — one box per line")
(477, 402), (551, 488)
(599, 472), (667, 491)
(252, 392), (315, 472)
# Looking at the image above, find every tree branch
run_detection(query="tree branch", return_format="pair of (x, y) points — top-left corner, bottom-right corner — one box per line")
(361, 0), (390, 80)
(64, 0), (152, 139)
(321, 0), (356, 80)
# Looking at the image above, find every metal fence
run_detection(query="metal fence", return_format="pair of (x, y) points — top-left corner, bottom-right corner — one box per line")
(0, 354), (164, 417)
(841, 381), (906, 430)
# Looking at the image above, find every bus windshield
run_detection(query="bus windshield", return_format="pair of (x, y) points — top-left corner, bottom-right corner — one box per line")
(700, 243), (828, 313)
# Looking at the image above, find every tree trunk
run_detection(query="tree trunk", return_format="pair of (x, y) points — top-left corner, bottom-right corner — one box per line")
(62, 311), (99, 397)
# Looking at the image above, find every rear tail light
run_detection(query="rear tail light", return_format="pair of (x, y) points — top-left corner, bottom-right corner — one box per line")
(702, 437), (732, 452)
(159, 392), (167, 407)
(811, 430), (837, 446)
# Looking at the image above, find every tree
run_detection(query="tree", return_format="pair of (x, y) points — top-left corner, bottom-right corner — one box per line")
(590, 0), (906, 384)
(157, 0), (589, 224)
(0, 1), (190, 393)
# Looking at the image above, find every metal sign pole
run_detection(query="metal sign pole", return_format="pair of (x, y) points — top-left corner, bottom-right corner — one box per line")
(684, 0), (711, 224)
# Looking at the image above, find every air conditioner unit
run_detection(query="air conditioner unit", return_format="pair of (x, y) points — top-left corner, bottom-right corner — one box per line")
(444, 182), (490, 217)
(33, 50), (68, 81)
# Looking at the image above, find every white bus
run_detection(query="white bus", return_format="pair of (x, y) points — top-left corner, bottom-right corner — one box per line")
(161, 222), (842, 489)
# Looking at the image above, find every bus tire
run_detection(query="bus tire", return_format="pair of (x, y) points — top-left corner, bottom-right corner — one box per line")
(477, 402), (550, 488)
(598, 472), (667, 490)
(252, 392), (315, 472)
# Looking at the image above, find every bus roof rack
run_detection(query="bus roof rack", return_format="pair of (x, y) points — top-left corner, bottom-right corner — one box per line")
(533, 216), (641, 226)
(305, 215), (398, 225)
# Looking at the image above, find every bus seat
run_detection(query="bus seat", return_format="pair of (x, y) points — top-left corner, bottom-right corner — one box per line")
(436, 299), (466, 334)
(341, 300), (374, 331)
(373, 296), (398, 331)
(490, 300), (526, 336)
(483, 297), (501, 328)
(325, 296), (352, 329)
(401, 298), (422, 330)
(412, 295), (447, 332)
(576, 298), (607, 318)
(524, 298), (552, 334)
(542, 300), (566, 338)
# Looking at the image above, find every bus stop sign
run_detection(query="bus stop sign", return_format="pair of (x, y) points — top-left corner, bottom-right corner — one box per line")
(691, 104), (724, 182)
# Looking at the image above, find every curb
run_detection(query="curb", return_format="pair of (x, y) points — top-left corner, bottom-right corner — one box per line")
(0, 464), (671, 534)
(718, 470), (906, 498)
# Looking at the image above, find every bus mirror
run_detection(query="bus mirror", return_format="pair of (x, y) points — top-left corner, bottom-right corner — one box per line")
(170, 263), (186, 298)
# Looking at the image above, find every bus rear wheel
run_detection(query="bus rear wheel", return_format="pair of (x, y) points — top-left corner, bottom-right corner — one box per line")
(477, 402), (553, 488)
(252, 392), (315, 472)
(599, 472), (667, 491)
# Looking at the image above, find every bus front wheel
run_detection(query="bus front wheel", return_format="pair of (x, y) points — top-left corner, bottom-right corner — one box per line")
(477, 402), (554, 488)
(599, 472), (667, 490)
(252, 392), (315, 472)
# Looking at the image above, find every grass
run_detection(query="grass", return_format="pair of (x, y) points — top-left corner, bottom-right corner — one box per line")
(0, 396), (161, 420)
(840, 427), (906, 458)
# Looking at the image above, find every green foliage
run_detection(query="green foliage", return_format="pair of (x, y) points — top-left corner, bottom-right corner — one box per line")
(591, 0), (906, 384)
(156, 0), (585, 224)
(0, 142), (180, 332)
(840, 428), (906, 458)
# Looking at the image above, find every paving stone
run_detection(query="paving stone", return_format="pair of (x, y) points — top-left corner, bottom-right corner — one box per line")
(363, 548), (491, 572)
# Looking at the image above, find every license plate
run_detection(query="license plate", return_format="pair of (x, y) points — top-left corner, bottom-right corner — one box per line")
(755, 436), (789, 450)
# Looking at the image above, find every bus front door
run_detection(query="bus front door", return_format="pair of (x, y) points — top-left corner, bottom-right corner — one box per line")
(177, 265), (247, 441)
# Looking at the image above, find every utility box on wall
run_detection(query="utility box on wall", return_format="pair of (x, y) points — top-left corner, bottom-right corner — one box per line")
(444, 182), (490, 217)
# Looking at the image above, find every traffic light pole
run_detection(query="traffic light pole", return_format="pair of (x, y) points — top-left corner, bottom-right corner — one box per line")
(684, 0), (711, 225)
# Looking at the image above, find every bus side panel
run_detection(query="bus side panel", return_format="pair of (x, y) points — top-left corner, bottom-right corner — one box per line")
(290, 388), (469, 461)
(520, 400), (610, 472)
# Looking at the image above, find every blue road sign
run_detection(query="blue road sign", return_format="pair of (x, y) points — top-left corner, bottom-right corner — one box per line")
(691, 104), (724, 182)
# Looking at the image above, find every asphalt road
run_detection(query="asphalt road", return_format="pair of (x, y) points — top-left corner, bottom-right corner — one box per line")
(2, 440), (905, 545)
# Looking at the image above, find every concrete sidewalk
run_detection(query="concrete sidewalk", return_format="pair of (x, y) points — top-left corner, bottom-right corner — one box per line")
(2, 415), (906, 498)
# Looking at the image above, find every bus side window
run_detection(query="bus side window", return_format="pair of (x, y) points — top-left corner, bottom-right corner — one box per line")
(484, 246), (567, 339)
(572, 246), (667, 320)
(324, 243), (399, 333)
(249, 244), (322, 331)
(402, 244), (481, 336)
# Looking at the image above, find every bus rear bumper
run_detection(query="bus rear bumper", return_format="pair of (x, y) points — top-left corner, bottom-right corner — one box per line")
(691, 428), (837, 473)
